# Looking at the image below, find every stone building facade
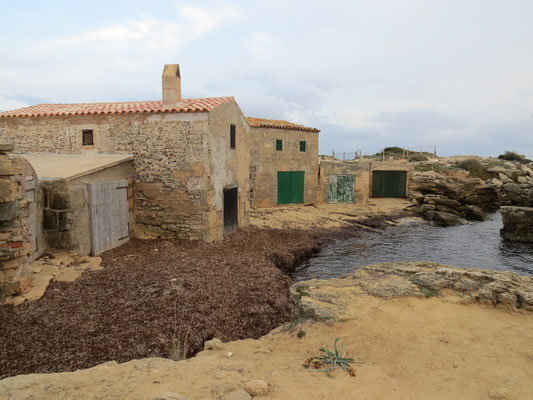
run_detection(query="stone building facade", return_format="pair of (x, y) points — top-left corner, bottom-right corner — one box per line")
(247, 118), (319, 207)
(0, 65), (250, 242)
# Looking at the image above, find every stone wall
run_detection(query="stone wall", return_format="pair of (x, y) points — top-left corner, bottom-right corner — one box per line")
(318, 161), (370, 204)
(0, 146), (35, 297)
(206, 101), (251, 240)
(249, 126), (319, 207)
(1, 112), (213, 240)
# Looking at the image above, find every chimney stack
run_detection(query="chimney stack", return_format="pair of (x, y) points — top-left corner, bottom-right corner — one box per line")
(162, 64), (182, 108)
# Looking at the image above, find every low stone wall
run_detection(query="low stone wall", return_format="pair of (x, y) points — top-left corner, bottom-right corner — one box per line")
(0, 146), (34, 297)
(500, 206), (533, 242)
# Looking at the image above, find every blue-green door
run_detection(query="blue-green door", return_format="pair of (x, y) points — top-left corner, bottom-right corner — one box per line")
(328, 175), (355, 203)
(277, 171), (305, 204)
(372, 171), (407, 198)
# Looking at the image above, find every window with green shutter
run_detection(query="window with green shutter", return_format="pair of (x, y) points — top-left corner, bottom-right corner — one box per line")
(276, 139), (283, 151)
(300, 141), (306, 152)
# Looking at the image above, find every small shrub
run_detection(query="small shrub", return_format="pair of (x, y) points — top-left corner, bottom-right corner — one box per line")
(457, 159), (490, 179)
(408, 153), (428, 162)
(296, 285), (310, 297)
(421, 288), (437, 298)
(297, 330), (306, 338)
(498, 151), (530, 163)
(282, 305), (316, 332)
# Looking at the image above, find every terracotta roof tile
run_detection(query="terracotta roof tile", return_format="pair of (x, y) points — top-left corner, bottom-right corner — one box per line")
(0, 97), (233, 118)
(246, 117), (319, 132)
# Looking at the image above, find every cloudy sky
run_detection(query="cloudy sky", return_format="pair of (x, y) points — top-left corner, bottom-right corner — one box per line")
(1, 0), (532, 158)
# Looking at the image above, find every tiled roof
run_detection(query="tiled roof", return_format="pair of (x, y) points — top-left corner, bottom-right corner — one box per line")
(246, 117), (319, 132)
(0, 97), (233, 118)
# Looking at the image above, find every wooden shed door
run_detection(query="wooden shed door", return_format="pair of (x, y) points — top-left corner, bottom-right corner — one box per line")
(223, 187), (239, 236)
(328, 175), (355, 203)
(372, 171), (407, 198)
(277, 171), (305, 205)
(88, 180), (129, 255)
(24, 178), (39, 262)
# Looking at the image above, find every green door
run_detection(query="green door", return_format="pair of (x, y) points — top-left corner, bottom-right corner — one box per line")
(277, 171), (305, 204)
(372, 171), (407, 198)
(328, 175), (355, 203)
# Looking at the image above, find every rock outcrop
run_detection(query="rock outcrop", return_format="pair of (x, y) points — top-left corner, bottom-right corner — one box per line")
(500, 206), (533, 242)
(292, 262), (533, 320)
(407, 157), (533, 226)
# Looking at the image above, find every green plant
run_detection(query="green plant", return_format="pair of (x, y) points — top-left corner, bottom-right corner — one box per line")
(282, 305), (316, 332)
(295, 285), (310, 297)
(457, 159), (491, 179)
(170, 325), (191, 361)
(498, 151), (530, 163)
(421, 288), (437, 298)
(303, 338), (357, 378)
(408, 153), (428, 162)
(297, 330), (306, 338)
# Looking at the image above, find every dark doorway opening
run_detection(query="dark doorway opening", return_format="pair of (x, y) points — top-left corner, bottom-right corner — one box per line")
(223, 187), (238, 236)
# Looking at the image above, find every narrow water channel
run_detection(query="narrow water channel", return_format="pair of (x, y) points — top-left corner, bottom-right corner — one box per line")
(291, 212), (533, 281)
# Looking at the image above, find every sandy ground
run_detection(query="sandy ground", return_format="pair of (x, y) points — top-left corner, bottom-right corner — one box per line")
(250, 198), (414, 230)
(2, 294), (531, 400)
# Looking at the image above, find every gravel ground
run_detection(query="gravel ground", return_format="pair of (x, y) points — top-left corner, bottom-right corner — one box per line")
(0, 227), (321, 378)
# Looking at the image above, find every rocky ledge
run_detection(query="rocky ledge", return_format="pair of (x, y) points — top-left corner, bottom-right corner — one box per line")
(292, 262), (533, 320)
(500, 206), (533, 242)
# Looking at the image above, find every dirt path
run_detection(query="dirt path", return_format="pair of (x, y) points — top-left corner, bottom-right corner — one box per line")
(0, 228), (320, 378)
(2, 293), (531, 399)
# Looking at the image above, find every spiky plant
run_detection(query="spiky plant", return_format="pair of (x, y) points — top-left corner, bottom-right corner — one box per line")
(303, 338), (357, 378)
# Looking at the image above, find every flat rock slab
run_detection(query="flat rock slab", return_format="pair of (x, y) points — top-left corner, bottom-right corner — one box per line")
(292, 261), (533, 320)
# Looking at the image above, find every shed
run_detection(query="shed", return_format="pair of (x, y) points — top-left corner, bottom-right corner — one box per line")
(21, 154), (134, 256)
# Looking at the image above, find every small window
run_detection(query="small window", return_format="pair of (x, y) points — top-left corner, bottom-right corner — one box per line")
(300, 141), (306, 152)
(230, 124), (236, 149)
(82, 129), (94, 146)
(276, 139), (283, 151)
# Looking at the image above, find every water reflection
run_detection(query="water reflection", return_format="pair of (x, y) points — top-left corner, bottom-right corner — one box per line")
(291, 212), (533, 281)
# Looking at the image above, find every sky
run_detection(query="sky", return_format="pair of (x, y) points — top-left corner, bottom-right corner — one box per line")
(1, 0), (532, 158)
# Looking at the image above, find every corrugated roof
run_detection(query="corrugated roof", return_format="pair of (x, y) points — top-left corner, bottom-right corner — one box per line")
(0, 97), (233, 118)
(246, 117), (319, 132)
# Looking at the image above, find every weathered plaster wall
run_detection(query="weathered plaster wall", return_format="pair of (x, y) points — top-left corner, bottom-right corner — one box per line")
(0, 150), (35, 297)
(249, 127), (318, 207)
(318, 161), (370, 204)
(1, 113), (211, 240)
(206, 101), (251, 241)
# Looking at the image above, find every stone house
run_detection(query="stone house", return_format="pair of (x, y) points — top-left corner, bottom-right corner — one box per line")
(247, 117), (320, 207)
(0, 65), (251, 244)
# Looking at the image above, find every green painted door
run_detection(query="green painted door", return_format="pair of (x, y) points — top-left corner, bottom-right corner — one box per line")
(328, 175), (355, 203)
(372, 171), (407, 198)
(277, 171), (305, 204)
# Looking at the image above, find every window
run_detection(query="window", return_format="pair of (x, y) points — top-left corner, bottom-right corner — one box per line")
(276, 139), (283, 151)
(82, 129), (94, 146)
(300, 141), (306, 152)
(230, 124), (236, 149)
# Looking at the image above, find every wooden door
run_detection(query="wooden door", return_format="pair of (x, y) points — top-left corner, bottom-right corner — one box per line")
(87, 180), (129, 255)
(372, 171), (407, 198)
(277, 171), (305, 205)
(328, 175), (355, 203)
(223, 187), (239, 236)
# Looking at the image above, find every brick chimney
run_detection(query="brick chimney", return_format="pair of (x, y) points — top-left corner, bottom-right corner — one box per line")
(162, 64), (182, 108)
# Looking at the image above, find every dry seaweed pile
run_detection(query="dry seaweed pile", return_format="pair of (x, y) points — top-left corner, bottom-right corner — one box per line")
(0, 227), (320, 378)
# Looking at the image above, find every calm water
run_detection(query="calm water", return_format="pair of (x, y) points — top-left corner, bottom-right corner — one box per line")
(291, 212), (533, 281)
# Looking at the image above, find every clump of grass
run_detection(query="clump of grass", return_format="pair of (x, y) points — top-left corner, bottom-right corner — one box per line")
(303, 338), (357, 378)
(498, 151), (530, 163)
(297, 330), (306, 338)
(408, 153), (428, 162)
(282, 305), (316, 332)
(295, 285), (310, 297)
(421, 288), (437, 298)
(169, 299), (192, 361)
(457, 159), (491, 179)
